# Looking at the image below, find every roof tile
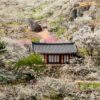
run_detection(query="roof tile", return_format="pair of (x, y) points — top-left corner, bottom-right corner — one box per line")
(32, 42), (77, 54)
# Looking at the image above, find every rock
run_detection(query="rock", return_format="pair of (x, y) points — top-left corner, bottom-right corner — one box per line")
(28, 19), (42, 32)
(70, 3), (91, 21)
(70, 8), (78, 21)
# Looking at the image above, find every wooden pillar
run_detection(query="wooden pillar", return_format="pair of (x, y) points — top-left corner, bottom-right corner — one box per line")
(59, 55), (60, 64)
(68, 54), (70, 64)
(61, 55), (64, 64)
(47, 54), (49, 64)
(44, 54), (48, 64)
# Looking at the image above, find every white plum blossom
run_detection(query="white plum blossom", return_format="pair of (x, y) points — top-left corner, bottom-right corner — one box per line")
(73, 26), (100, 56)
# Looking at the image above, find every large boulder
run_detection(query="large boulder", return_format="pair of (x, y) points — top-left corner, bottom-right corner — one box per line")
(70, 3), (90, 21)
(28, 19), (42, 32)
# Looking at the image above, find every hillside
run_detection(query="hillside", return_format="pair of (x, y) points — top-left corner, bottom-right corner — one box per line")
(0, 0), (100, 100)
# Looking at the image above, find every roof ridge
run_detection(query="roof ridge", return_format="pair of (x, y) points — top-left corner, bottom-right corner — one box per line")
(32, 42), (75, 45)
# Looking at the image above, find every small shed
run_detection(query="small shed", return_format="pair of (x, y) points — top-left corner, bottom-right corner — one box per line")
(32, 42), (77, 64)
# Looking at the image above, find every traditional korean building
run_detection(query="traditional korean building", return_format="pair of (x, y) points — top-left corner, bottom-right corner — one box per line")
(32, 42), (77, 64)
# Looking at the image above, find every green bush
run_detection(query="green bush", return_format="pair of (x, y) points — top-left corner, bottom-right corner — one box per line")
(15, 54), (45, 74)
(16, 54), (43, 67)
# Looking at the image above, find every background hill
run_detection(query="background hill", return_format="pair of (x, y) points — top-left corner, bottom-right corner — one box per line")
(0, 0), (99, 37)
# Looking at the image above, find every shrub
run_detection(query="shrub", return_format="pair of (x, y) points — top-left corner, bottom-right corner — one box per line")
(79, 82), (100, 90)
(78, 48), (88, 56)
(56, 27), (66, 37)
(16, 54), (43, 67)
(0, 41), (6, 54)
(15, 54), (45, 74)
(94, 56), (100, 66)
(31, 38), (40, 42)
(0, 41), (6, 50)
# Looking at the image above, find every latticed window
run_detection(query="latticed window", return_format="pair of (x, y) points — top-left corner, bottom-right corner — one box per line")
(64, 55), (68, 64)
(48, 55), (60, 63)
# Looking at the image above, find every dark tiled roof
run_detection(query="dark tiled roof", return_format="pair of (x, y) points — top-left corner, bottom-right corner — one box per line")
(32, 42), (77, 54)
